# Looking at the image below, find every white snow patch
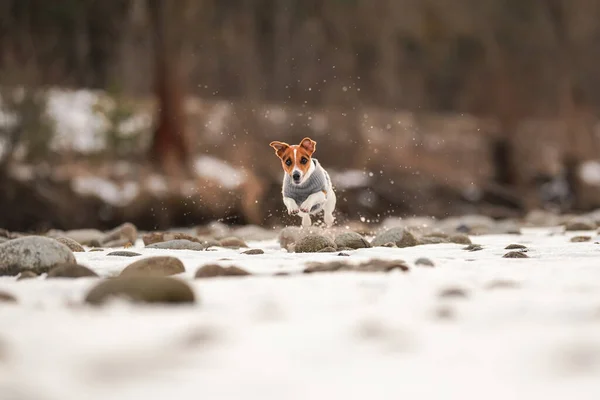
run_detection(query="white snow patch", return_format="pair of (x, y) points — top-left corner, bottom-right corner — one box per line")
(580, 161), (600, 186)
(45, 89), (107, 153)
(194, 156), (243, 189)
(71, 176), (139, 206)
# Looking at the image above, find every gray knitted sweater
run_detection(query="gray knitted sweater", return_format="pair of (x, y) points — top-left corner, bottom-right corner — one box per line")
(283, 159), (329, 212)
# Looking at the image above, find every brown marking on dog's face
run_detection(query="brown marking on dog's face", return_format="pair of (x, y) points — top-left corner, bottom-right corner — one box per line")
(270, 137), (317, 184)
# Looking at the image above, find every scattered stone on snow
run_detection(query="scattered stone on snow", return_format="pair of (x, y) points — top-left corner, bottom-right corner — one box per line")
(85, 276), (195, 305)
(107, 251), (142, 257)
(334, 232), (371, 249)
(503, 251), (529, 258)
(145, 240), (206, 251)
(415, 257), (435, 267)
(195, 264), (251, 278)
(120, 256), (185, 277)
(294, 234), (336, 253)
(47, 263), (99, 278)
(55, 237), (86, 252)
(0, 236), (76, 276)
(242, 249), (264, 255)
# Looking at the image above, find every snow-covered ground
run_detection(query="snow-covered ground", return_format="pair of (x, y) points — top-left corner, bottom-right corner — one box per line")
(1, 227), (600, 400)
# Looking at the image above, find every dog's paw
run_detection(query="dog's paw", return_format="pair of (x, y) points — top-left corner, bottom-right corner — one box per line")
(288, 208), (300, 216)
(300, 202), (312, 214)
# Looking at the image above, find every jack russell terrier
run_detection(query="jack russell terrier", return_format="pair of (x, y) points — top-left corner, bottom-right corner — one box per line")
(269, 137), (336, 228)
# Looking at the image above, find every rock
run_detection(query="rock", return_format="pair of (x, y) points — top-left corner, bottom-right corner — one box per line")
(0, 291), (17, 303)
(525, 209), (561, 227)
(55, 237), (86, 252)
(0, 236), (76, 276)
(101, 223), (138, 245)
(338, 252), (350, 257)
(419, 236), (449, 245)
(85, 277), (195, 305)
(242, 249), (264, 255)
(438, 287), (469, 299)
(361, 259), (409, 272)
(277, 226), (330, 250)
(303, 261), (349, 273)
(54, 229), (104, 246)
(195, 264), (251, 278)
(294, 235), (337, 253)
(218, 237), (248, 249)
(334, 232), (371, 249)
(415, 257), (435, 267)
(317, 246), (337, 253)
(102, 239), (133, 248)
(570, 236), (591, 243)
(564, 218), (596, 231)
(120, 256), (185, 277)
(47, 263), (99, 279)
(485, 279), (521, 290)
(145, 240), (206, 251)
(503, 251), (529, 258)
(505, 244), (528, 250)
(88, 248), (104, 252)
(142, 232), (204, 246)
(463, 244), (483, 252)
(304, 259), (408, 274)
(17, 271), (38, 280)
(371, 227), (419, 248)
(107, 251), (142, 257)
(448, 234), (472, 245)
(381, 242), (397, 248)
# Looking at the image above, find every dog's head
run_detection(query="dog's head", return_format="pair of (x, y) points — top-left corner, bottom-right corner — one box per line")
(269, 137), (317, 185)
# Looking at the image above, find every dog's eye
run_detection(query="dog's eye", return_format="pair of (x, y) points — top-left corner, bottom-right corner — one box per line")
(285, 159), (292, 166)
(300, 157), (308, 165)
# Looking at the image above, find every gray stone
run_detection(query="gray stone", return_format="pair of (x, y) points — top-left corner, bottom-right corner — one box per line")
(120, 256), (186, 277)
(55, 237), (86, 252)
(218, 237), (248, 249)
(415, 257), (435, 267)
(0, 291), (17, 303)
(85, 277), (195, 305)
(294, 235), (336, 253)
(505, 244), (528, 250)
(570, 236), (592, 243)
(334, 232), (371, 249)
(195, 264), (251, 278)
(145, 239), (206, 251)
(448, 234), (472, 245)
(17, 271), (38, 280)
(242, 249), (264, 255)
(371, 227), (419, 248)
(503, 251), (529, 258)
(0, 236), (76, 276)
(57, 229), (105, 246)
(47, 263), (99, 278)
(564, 218), (596, 232)
(107, 251), (142, 257)
(101, 223), (138, 245)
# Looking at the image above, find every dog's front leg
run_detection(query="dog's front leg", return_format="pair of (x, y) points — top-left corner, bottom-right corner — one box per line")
(283, 197), (300, 215)
(299, 191), (326, 214)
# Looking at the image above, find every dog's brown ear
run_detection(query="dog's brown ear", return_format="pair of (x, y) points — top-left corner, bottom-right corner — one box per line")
(270, 141), (289, 158)
(299, 137), (316, 155)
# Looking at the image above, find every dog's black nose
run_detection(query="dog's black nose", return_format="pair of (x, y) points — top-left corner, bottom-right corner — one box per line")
(292, 172), (301, 181)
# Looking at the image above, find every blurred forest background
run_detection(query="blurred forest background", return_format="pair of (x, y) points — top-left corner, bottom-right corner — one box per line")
(2, 0), (600, 231)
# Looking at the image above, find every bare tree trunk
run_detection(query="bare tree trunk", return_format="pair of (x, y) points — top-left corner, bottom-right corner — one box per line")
(148, 0), (191, 177)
